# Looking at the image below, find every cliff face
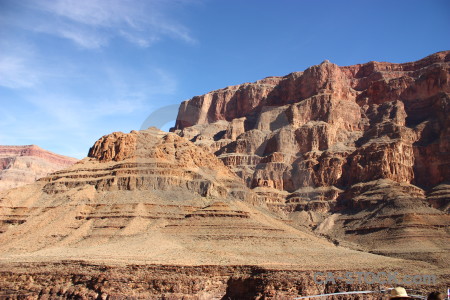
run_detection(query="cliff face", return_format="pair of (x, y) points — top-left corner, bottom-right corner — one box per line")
(0, 52), (449, 299)
(173, 51), (450, 263)
(0, 145), (78, 192)
(174, 52), (449, 191)
(2, 128), (446, 298)
(0, 128), (375, 268)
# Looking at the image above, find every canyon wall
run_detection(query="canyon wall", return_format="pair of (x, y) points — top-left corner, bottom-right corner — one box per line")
(1, 52), (449, 299)
(173, 51), (449, 209)
(173, 51), (450, 263)
(0, 145), (78, 192)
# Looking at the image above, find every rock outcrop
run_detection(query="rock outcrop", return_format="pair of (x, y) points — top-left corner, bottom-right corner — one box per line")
(173, 51), (450, 265)
(0, 128), (385, 268)
(1, 128), (446, 298)
(0, 263), (442, 299)
(0, 145), (78, 192)
(1, 52), (449, 299)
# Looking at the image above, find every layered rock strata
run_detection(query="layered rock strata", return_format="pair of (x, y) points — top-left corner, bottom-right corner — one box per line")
(1, 128), (446, 298)
(1, 52), (449, 299)
(0, 145), (78, 192)
(1, 262), (444, 299)
(0, 128), (402, 269)
(173, 51), (450, 264)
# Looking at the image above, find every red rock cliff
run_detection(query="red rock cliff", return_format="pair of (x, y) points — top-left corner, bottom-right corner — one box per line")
(174, 50), (449, 212)
(173, 51), (450, 264)
(0, 145), (78, 191)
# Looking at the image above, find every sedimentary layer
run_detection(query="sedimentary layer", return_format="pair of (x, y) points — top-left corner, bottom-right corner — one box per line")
(173, 51), (450, 265)
(1, 52), (449, 299)
(0, 145), (78, 192)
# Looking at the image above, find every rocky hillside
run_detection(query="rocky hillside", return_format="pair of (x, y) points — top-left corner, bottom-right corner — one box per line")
(0, 129), (403, 267)
(2, 128), (438, 298)
(0, 145), (78, 192)
(0, 52), (449, 298)
(173, 51), (450, 265)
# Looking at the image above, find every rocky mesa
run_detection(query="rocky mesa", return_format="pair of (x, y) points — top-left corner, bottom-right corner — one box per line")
(0, 145), (78, 192)
(173, 51), (450, 266)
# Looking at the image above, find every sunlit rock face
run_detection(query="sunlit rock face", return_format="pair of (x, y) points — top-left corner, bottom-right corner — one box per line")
(174, 51), (450, 264)
(0, 145), (78, 192)
(174, 51), (449, 204)
(0, 52), (449, 298)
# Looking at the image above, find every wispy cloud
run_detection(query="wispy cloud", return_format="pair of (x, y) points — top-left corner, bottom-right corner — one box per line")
(0, 39), (77, 89)
(23, 66), (177, 128)
(0, 40), (43, 89)
(0, 56), (39, 88)
(0, 0), (195, 158)
(24, 0), (197, 49)
(25, 97), (140, 129)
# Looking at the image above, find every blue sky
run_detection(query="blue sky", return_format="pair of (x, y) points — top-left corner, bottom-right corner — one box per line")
(1, 0), (449, 159)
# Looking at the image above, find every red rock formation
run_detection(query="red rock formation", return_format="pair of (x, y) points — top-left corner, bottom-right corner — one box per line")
(173, 51), (450, 264)
(175, 52), (450, 131)
(88, 131), (138, 162)
(1, 128), (447, 299)
(174, 51), (449, 197)
(0, 145), (78, 191)
(0, 52), (449, 299)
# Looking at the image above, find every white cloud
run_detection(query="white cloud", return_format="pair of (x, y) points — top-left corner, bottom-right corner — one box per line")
(21, 66), (178, 128)
(0, 53), (75, 90)
(24, 94), (142, 129)
(56, 24), (109, 49)
(0, 0), (192, 158)
(0, 56), (40, 89)
(0, 39), (76, 89)
(26, 0), (197, 49)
